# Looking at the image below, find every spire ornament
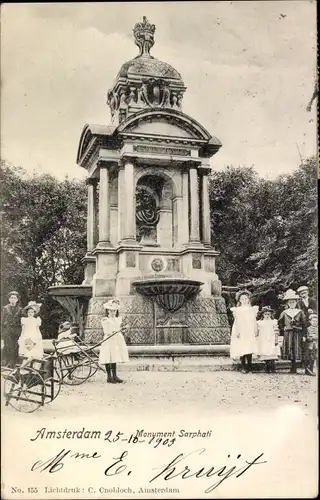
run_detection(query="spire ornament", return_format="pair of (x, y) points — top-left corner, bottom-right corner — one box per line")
(133, 16), (156, 57)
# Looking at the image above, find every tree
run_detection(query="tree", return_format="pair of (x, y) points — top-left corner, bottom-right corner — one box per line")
(0, 161), (87, 336)
(209, 156), (317, 301)
(209, 165), (262, 285)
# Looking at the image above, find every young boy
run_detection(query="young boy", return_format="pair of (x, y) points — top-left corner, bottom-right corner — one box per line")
(303, 313), (318, 376)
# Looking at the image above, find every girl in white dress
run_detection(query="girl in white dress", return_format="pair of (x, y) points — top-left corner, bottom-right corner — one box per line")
(256, 306), (280, 373)
(230, 290), (258, 373)
(99, 299), (129, 384)
(18, 302), (44, 364)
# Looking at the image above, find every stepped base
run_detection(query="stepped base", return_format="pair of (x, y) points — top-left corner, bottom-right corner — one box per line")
(43, 340), (292, 372)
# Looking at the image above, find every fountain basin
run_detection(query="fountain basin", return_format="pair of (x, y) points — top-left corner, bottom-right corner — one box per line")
(132, 278), (203, 313)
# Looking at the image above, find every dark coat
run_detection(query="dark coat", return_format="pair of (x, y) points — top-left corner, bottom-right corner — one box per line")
(278, 309), (307, 334)
(297, 297), (317, 316)
(1, 304), (22, 367)
(278, 309), (307, 362)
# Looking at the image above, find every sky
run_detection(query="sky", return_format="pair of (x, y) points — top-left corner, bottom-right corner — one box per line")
(1, 1), (317, 181)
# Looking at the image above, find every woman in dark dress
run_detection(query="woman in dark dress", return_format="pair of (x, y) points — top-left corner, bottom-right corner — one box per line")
(1, 291), (22, 368)
(278, 289), (307, 374)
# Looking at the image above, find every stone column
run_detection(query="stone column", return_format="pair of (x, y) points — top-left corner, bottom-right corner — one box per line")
(189, 167), (200, 243)
(122, 160), (136, 242)
(86, 179), (97, 252)
(98, 163), (111, 246)
(181, 171), (189, 244)
(201, 173), (211, 246)
(117, 165), (124, 242)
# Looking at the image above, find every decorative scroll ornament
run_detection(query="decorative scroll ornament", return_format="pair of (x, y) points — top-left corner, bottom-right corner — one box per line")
(133, 16), (156, 57)
(107, 90), (119, 118)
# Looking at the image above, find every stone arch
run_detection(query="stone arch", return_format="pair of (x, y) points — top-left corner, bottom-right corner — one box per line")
(135, 170), (177, 248)
(134, 166), (180, 197)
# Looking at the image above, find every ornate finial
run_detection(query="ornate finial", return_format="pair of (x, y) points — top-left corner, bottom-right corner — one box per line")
(133, 16), (156, 57)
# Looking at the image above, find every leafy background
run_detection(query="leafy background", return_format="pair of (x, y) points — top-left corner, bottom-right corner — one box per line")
(0, 156), (317, 336)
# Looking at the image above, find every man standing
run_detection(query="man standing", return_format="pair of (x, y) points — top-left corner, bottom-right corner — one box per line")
(1, 291), (22, 368)
(297, 286), (317, 317)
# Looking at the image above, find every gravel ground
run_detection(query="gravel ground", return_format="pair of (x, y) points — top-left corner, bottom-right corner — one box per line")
(3, 367), (316, 417)
(1, 368), (318, 498)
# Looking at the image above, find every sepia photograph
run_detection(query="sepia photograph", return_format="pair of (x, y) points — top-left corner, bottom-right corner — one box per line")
(1, 1), (318, 498)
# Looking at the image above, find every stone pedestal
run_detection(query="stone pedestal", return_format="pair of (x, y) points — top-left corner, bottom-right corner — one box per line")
(156, 325), (187, 344)
(92, 250), (117, 297)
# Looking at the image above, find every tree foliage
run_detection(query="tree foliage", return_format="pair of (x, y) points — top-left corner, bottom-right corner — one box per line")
(0, 156), (317, 334)
(0, 160), (87, 336)
(209, 156), (317, 301)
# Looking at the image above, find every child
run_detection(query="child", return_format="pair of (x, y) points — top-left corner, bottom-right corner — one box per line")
(257, 306), (281, 373)
(303, 313), (318, 376)
(17, 303), (44, 389)
(1, 291), (22, 368)
(278, 289), (307, 374)
(18, 302), (44, 361)
(99, 299), (129, 383)
(56, 321), (79, 366)
(230, 290), (259, 373)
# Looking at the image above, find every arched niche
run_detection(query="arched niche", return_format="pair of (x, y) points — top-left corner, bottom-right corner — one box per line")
(135, 172), (175, 248)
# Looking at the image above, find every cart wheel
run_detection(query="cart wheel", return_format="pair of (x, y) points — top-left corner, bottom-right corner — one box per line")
(87, 364), (99, 378)
(44, 376), (62, 403)
(63, 361), (92, 385)
(4, 368), (46, 413)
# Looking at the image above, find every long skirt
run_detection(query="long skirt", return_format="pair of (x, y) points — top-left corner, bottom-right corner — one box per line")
(282, 329), (303, 361)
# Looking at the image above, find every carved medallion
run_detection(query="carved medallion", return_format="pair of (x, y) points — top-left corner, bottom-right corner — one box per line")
(151, 258), (165, 272)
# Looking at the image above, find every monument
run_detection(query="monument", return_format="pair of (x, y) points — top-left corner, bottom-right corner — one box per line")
(50, 17), (230, 348)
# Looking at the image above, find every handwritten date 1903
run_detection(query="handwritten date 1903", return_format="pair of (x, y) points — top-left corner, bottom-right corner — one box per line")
(104, 430), (175, 448)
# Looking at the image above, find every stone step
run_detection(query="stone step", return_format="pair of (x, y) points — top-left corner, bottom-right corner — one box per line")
(117, 357), (293, 372)
(42, 340), (294, 372)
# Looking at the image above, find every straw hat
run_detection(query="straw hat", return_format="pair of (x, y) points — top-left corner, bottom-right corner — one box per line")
(261, 306), (274, 314)
(309, 313), (318, 321)
(8, 290), (20, 299)
(235, 289), (252, 302)
(297, 285), (309, 294)
(282, 289), (299, 301)
(59, 321), (72, 333)
(22, 301), (41, 315)
(103, 299), (120, 311)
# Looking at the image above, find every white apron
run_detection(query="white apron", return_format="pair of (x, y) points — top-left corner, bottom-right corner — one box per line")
(99, 316), (129, 364)
(257, 319), (281, 360)
(230, 305), (258, 359)
(18, 316), (44, 359)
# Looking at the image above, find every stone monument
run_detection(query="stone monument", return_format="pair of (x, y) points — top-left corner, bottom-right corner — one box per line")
(74, 17), (230, 346)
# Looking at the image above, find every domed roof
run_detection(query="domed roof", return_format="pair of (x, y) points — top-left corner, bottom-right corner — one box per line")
(117, 56), (182, 81)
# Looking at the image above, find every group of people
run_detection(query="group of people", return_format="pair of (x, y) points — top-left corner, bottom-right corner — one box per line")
(230, 286), (318, 375)
(1, 291), (129, 384)
(1, 291), (44, 369)
(1, 286), (317, 381)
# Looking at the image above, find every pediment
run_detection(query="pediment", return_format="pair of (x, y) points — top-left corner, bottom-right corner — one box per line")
(124, 119), (199, 139)
(116, 109), (212, 142)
